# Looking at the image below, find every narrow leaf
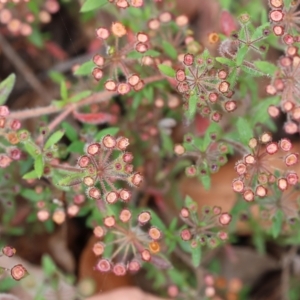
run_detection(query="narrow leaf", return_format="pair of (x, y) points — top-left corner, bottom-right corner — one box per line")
(0, 74), (16, 105)
(240, 65), (265, 77)
(271, 210), (284, 238)
(24, 141), (41, 158)
(34, 155), (44, 179)
(215, 57), (236, 67)
(95, 127), (120, 140)
(254, 61), (278, 76)
(191, 244), (201, 267)
(44, 129), (65, 149)
(74, 61), (94, 76)
(58, 172), (84, 186)
(61, 122), (78, 141)
(236, 117), (253, 145)
(73, 111), (117, 125)
(162, 41), (177, 59)
(236, 45), (248, 66)
(60, 81), (68, 100)
(80, 0), (107, 12)
(22, 170), (38, 180)
(42, 255), (57, 276)
(187, 93), (198, 120)
(158, 64), (176, 77)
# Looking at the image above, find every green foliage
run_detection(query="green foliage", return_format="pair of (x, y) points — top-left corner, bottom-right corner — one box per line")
(158, 64), (176, 77)
(0, 73), (16, 105)
(80, 0), (107, 12)
(236, 117), (253, 146)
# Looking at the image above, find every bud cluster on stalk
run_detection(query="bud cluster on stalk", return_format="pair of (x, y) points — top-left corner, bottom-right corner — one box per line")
(233, 133), (299, 201)
(0, 105), (22, 169)
(174, 132), (228, 178)
(179, 197), (231, 249)
(175, 50), (234, 122)
(266, 47), (300, 134)
(0, 0), (60, 37)
(59, 135), (143, 204)
(268, 0), (300, 40)
(93, 210), (168, 276)
(92, 22), (148, 94)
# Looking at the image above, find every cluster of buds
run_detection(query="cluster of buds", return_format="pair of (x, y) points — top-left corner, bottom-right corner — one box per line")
(0, 0), (60, 36)
(220, 13), (270, 58)
(36, 198), (82, 225)
(93, 210), (168, 275)
(269, 0), (300, 41)
(180, 198), (231, 249)
(0, 246), (28, 281)
(146, 12), (199, 63)
(92, 22), (148, 94)
(174, 133), (228, 177)
(233, 133), (299, 201)
(259, 183), (300, 225)
(176, 50), (234, 122)
(0, 105), (22, 168)
(266, 48), (300, 133)
(60, 135), (143, 204)
(204, 274), (243, 299)
(105, 0), (162, 9)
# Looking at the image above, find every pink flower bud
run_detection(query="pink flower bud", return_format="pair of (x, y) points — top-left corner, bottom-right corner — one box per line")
(219, 213), (232, 225)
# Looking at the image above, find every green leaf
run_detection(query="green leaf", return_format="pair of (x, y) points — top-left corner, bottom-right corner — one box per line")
(48, 71), (65, 84)
(22, 170), (38, 180)
(67, 140), (85, 154)
(160, 131), (173, 154)
(58, 172), (84, 186)
(24, 141), (41, 158)
(74, 60), (94, 76)
(202, 122), (221, 151)
(271, 210), (284, 238)
(0, 73), (16, 105)
(147, 209), (167, 230)
(42, 255), (57, 277)
(80, 0), (107, 12)
(95, 127), (119, 140)
(60, 81), (68, 100)
(69, 90), (91, 103)
(236, 117), (253, 145)
(191, 244), (201, 267)
(61, 122), (78, 141)
(27, 26), (43, 48)
(254, 61), (278, 76)
(200, 174), (211, 190)
(158, 64), (176, 77)
(187, 93), (198, 120)
(215, 57), (236, 67)
(162, 41), (177, 59)
(251, 22), (269, 41)
(184, 195), (197, 210)
(240, 65), (265, 77)
(44, 129), (65, 149)
(21, 189), (40, 201)
(34, 155), (44, 179)
(236, 45), (248, 66)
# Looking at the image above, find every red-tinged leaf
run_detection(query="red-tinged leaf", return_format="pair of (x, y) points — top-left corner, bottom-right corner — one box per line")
(195, 114), (210, 136)
(45, 41), (68, 60)
(220, 10), (237, 37)
(73, 110), (118, 125)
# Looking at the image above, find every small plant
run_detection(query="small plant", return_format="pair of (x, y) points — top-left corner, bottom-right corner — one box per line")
(1, 0), (300, 299)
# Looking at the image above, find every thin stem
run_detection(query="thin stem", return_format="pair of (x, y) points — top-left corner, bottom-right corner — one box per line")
(7, 75), (164, 121)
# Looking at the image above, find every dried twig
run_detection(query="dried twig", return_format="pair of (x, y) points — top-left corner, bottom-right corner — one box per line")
(0, 33), (51, 102)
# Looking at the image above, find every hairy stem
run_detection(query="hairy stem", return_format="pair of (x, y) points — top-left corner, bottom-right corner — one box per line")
(8, 75), (164, 121)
